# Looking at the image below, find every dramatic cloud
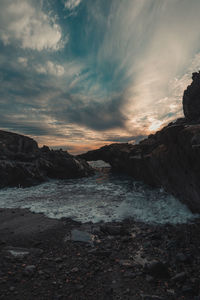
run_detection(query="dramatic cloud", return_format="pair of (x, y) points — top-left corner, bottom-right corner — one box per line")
(35, 61), (65, 77)
(0, 0), (64, 51)
(1, 0), (200, 153)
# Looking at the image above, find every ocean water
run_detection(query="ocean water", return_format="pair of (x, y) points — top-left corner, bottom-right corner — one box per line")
(0, 161), (198, 224)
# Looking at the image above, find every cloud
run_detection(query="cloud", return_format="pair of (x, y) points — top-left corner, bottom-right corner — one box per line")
(36, 61), (65, 77)
(64, 0), (82, 10)
(0, 0), (64, 51)
(90, 0), (200, 133)
(46, 92), (126, 131)
(1, 0), (200, 154)
(18, 57), (28, 67)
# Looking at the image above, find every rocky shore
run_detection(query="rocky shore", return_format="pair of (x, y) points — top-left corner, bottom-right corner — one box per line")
(78, 72), (200, 213)
(0, 130), (93, 188)
(0, 208), (200, 300)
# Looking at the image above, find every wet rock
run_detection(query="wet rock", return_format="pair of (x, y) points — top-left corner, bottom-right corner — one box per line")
(71, 229), (93, 243)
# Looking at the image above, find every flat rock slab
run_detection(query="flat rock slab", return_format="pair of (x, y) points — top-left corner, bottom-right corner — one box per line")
(0, 208), (61, 239)
(71, 229), (93, 243)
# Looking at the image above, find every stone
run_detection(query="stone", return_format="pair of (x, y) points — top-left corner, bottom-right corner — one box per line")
(71, 267), (79, 273)
(100, 224), (128, 236)
(171, 272), (186, 282)
(24, 265), (36, 275)
(176, 252), (188, 263)
(146, 275), (154, 282)
(71, 229), (93, 243)
(55, 257), (63, 263)
(141, 294), (164, 300)
(182, 285), (193, 294)
(146, 260), (169, 278)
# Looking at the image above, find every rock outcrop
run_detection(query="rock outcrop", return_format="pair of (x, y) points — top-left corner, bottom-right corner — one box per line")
(0, 130), (93, 188)
(183, 71), (200, 121)
(79, 72), (200, 213)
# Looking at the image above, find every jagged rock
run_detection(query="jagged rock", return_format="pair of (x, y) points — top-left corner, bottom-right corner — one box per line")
(183, 71), (200, 121)
(0, 130), (94, 188)
(0, 130), (38, 156)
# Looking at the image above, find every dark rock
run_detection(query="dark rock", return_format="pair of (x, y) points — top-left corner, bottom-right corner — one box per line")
(123, 271), (137, 279)
(176, 252), (188, 263)
(100, 224), (128, 236)
(24, 265), (36, 275)
(0, 130), (94, 188)
(55, 257), (63, 263)
(146, 260), (169, 278)
(182, 285), (194, 294)
(183, 71), (200, 121)
(171, 272), (186, 282)
(141, 294), (164, 300)
(71, 229), (93, 243)
(71, 267), (79, 273)
(145, 275), (154, 282)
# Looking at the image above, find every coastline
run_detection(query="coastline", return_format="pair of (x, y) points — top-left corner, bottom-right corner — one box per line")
(0, 208), (200, 299)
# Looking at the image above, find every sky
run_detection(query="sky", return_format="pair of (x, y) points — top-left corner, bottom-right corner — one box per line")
(1, 0), (200, 154)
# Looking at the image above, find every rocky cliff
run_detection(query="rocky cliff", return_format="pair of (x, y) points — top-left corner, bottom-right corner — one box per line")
(0, 131), (93, 188)
(79, 72), (200, 213)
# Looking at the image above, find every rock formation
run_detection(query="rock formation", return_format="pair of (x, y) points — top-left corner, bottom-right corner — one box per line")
(79, 72), (200, 213)
(0, 130), (93, 188)
(183, 71), (200, 121)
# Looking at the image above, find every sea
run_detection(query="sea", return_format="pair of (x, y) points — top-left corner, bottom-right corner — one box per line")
(0, 161), (198, 224)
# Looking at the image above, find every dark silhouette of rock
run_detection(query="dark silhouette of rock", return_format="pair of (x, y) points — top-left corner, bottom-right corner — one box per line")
(183, 71), (200, 121)
(0, 130), (94, 188)
(78, 72), (200, 213)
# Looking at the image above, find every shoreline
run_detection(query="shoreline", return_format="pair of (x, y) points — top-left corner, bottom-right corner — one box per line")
(0, 208), (200, 299)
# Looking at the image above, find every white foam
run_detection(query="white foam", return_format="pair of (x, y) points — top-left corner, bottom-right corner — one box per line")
(0, 170), (198, 224)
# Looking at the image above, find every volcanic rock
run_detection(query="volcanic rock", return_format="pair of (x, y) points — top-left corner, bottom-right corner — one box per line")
(0, 130), (93, 188)
(183, 71), (200, 121)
